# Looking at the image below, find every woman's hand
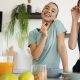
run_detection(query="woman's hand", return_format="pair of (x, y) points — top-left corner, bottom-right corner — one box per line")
(71, 6), (80, 21)
(40, 22), (50, 38)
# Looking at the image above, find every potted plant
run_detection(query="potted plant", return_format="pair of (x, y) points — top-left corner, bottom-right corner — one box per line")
(3, 4), (33, 72)
(5, 3), (29, 48)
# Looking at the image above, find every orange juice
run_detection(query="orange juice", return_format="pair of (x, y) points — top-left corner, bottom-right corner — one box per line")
(0, 62), (14, 75)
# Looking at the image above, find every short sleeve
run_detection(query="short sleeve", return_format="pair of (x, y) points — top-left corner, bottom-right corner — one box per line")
(55, 20), (67, 36)
(28, 30), (37, 47)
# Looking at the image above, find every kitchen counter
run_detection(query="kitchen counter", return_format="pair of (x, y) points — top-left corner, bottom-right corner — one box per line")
(13, 70), (63, 80)
(7, 69), (80, 80)
(14, 73), (63, 80)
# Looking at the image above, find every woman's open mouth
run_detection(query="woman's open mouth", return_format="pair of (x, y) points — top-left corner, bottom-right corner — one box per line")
(44, 12), (51, 17)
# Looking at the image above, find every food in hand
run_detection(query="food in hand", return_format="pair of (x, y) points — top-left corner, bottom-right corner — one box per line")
(45, 22), (48, 26)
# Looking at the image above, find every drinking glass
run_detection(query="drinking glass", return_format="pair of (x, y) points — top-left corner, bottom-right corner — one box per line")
(0, 55), (14, 75)
(32, 64), (47, 80)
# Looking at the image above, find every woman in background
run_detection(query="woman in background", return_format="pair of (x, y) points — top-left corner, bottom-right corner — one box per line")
(69, 0), (80, 72)
(28, 2), (68, 78)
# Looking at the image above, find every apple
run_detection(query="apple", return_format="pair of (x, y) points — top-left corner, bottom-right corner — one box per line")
(0, 73), (18, 80)
(19, 71), (34, 80)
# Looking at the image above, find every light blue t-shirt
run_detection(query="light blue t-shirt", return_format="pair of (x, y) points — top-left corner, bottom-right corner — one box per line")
(28, 20), (66, 69)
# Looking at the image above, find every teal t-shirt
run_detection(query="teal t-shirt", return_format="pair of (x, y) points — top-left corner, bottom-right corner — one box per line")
(28, 20), (66, 69)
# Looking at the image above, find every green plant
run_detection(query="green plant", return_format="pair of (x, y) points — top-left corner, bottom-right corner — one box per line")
(5, 4), (29, 48)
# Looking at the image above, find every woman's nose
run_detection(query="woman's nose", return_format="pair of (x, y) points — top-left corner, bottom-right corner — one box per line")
(47, 9), (51, 13)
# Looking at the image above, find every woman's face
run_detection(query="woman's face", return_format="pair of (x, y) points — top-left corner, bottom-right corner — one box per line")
(41, 3), (58, 22)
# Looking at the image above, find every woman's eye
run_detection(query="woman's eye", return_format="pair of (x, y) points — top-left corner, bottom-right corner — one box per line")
(52, 11), (54, 12)
(45, 7), (49, 10)
(52, 10), (55, 12)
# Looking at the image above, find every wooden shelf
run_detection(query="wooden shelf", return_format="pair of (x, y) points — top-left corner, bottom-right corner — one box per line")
(27, 5), (41, 19)
(15, 12), (41, 19)
(29, 13), (41, 19)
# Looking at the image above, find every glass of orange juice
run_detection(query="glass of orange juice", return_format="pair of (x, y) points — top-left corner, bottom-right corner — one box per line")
(0, 56), (14, 76)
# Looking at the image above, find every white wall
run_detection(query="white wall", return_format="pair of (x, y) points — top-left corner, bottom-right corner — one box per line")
(0, 0), (79, 71)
